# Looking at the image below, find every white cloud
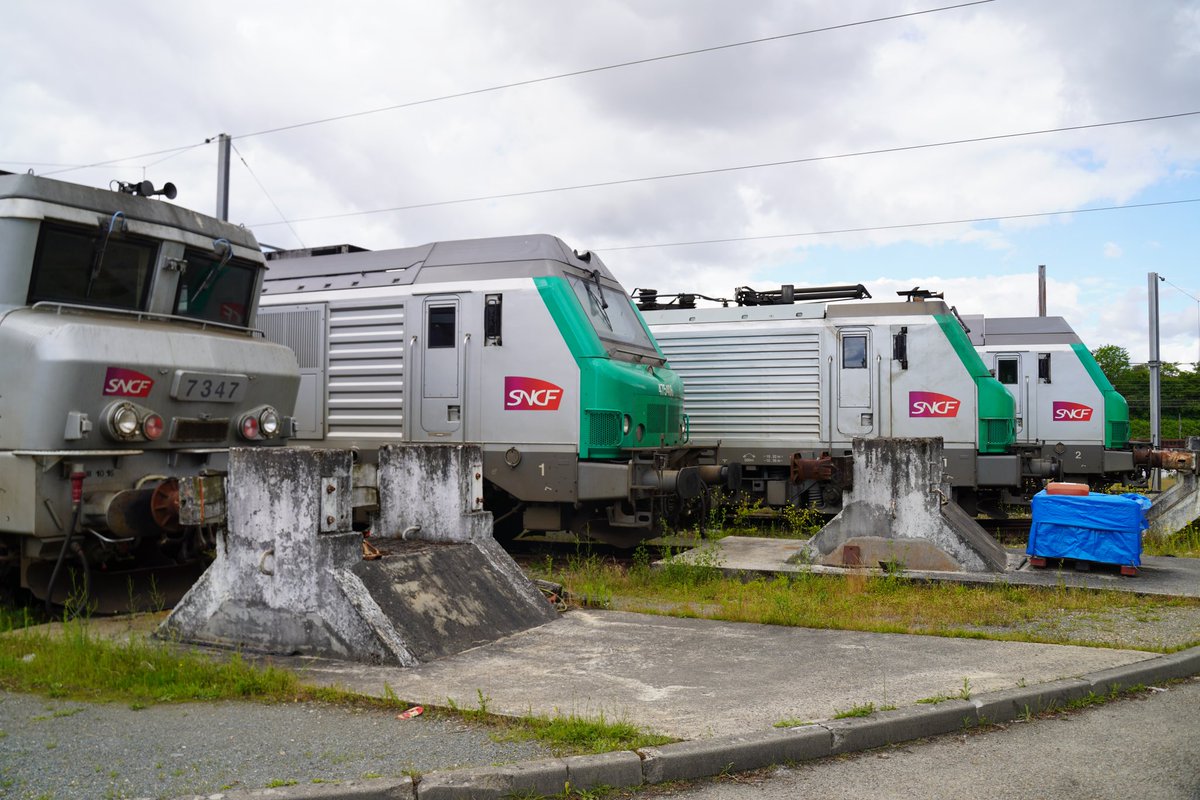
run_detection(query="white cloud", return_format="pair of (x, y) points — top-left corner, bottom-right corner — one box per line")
(3, 0), (1199, 365)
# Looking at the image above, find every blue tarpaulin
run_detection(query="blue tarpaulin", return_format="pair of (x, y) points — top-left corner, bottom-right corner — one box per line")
(1027, 490), (1150, 567)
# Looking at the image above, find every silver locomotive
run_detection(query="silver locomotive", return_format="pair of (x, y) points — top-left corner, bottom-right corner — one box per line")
(0, 172), (299, 610)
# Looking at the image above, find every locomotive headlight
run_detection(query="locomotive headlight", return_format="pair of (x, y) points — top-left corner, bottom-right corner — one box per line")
(109, 403), (141, 439)
(142, 413), (165, 441)
(259, 407), (280, 437)
(622, 415), (632, 435)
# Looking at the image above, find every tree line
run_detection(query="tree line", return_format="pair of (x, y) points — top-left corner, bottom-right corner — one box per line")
(1091, 345), (1200, 440)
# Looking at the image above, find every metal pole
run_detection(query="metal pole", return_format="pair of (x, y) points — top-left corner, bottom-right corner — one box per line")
(1037, 265), (1046, 316)
(1148, 272), (1162, 491)
(215, 133), (231, 221)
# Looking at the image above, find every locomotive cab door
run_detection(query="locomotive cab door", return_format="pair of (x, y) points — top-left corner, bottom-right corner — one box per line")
(994, 353), (1025, 437)
(417, 296), (465, 439)
(835, 328), (876, 436)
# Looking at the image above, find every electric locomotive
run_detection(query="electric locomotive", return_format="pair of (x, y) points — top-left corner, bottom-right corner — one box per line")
(0, 172), (300, 609)
(966, 315), (1135, 485)
(257, 235), (716, 546)
(638, 286), (1019, 513)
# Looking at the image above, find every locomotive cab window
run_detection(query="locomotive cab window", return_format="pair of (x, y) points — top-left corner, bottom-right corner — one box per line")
(428, 305), (456, 348)
(28, 220), (156, 311)
(842, 335), (868, 368)
(174, 248), (258, 327)
(565, 273), (659, 360)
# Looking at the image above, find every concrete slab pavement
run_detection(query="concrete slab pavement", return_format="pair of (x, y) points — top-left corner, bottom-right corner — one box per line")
(277, 609), (1156, 740)
(673, 535), (1200, 598)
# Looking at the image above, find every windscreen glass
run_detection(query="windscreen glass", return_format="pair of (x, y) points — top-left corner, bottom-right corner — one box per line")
(175, 248), (258, 327)
(566, 273), (657, 354)
(28, 221), (156, 311)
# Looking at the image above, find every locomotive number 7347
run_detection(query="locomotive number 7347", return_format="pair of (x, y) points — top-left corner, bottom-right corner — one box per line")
(170, 371), (248, 403)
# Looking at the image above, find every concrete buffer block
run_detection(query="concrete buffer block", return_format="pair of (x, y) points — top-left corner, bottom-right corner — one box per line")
(1148, 472), (1200, 537)
(160, 445), (556, 666)
(809, 438), (1007, 573)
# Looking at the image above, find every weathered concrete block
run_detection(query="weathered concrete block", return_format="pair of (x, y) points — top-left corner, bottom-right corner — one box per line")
(811, 438), (1006, 572)
(160, 448), (411, 663)
(377, 444), (491, 542)
(1149, 472), (1200, 537)
(161, 446), (554, 666)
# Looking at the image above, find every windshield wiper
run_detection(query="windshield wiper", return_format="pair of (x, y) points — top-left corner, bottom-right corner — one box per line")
(85, 212), (126, 298)
(587, 269), (614, 330)
(192, 238), (235, 299)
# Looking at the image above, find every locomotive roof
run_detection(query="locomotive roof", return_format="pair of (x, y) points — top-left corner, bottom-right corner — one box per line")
(0, 172), (261, 251)
(261, 234), (614, 295)
(644, 297), (955, 325)
(980, 316), (1082, 345)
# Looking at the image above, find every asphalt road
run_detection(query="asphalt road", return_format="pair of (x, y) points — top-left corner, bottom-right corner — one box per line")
(646, 677), (1200, 800)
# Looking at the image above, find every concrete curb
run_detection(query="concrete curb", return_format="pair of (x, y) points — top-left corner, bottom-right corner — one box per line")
(174, 645), (1200, 800)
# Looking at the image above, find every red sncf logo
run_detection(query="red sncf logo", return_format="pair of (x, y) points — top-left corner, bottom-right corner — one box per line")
(1052, 401), (1093, 421)
(909, 391), (961, 418)
(102, 367), (154, 398)
(504, 376), (564, 411)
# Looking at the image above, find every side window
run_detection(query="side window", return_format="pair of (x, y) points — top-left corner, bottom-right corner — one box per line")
(428, 305), (456, 348)
(1038, 353), (1051, 384)
(842, 335), (867, 369)
(484, 293), (502, 346)
(997, 357), (1019, 385)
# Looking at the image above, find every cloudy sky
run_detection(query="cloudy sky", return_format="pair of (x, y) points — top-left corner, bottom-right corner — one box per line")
(5, 0), (1198, 365)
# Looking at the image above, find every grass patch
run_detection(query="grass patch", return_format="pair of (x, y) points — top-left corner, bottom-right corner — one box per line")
(0, 619), (300, 704)
(1144, 523), (1200, 558)
(528, 552), (1200, 652)
(445, 687), (672, 754)
(832, 701), (894, 718)
(772, 717), (813, 728)
(498, 710), (672, 755)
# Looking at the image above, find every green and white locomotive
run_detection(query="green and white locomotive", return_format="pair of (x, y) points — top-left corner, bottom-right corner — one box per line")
(257, 235), (716, 545)
(640, 287), (1022, 513)
(967, 315), (1134, 485)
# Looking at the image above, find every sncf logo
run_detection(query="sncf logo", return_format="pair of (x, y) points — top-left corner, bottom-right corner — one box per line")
(103, 367), (155, 398)
(504, 376), (564, 411)
(909, 391), (961, 418)
(1053, 401), (1094, 421)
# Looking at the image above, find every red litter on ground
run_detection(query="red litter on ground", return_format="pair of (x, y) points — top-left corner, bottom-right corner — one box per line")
(396, 706), (424, 720)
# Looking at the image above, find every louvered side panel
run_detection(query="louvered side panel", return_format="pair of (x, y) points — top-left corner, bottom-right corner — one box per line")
(326, 302), (407, 438)
(654, 328), (823, 439)
(256, 306), (325, 369)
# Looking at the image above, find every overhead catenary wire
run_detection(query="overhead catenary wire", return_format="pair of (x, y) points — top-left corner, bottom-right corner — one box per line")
(38, 141), (209, 178)
(230, 1), (994, 141)
(593, 197), (1200, 252)
(230, 143), (306, 249)
(1158, 276), (1200, 367)
(20, 2), (990, 178)
(246, 110), (1200, 228)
